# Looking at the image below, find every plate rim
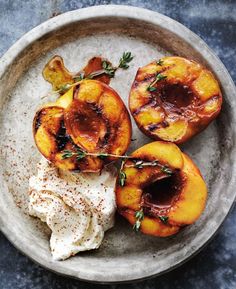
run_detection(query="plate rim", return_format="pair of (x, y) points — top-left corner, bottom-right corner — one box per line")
(0, 4), (236, 284)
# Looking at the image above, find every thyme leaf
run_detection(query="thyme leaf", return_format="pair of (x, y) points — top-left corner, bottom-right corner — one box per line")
(58, 83), (72, 93)
(75, 148), (86, 160)
(133, 220), (141, 232)
(101, 61), (116, 77)
(133, 160), (144, 169)
(118, 52), (134, 69)
(161, 166), (173, 175)
(119, 171), (126, 187)
(129, 160), (163, 169)
(158, 216), (169, 224)
(133, 209), (144, 232)
(147, 73), (167, 91)
(135, 209), (144, 220)
(147, 86), (157, 92)
(73, 72), (85, 82)
(156, 59), (164, 66)
(61, 150), (74, 159)
(156, 73), (167, 81)
(97, 153), (109, 159)
(150, 160), (159, 166)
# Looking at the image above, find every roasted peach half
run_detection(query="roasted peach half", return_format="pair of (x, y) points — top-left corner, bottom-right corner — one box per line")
(129, 56), (222, 144)
(115, 141), (207, 237)
(33, 80), (132, 171)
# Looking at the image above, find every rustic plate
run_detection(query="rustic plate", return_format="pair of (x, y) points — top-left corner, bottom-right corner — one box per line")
(0, 5), (235, 284)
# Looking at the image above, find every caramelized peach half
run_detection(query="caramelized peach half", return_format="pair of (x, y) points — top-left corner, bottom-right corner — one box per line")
(115, 141), (207, 237)
(33, 80), (132, 171)
(129, 56), (222, 144)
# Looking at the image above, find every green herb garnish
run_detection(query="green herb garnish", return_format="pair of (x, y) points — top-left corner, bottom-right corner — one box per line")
(158, 216), (169, 224)
(119, 171), (126, 187)
(156, 59), (164, 66)
(147, 86), (157, 92)
(147, 73), (167, 91)
(73, 72), (85, 82)
(97, 153), (109, 159)
(118, 52), (134, 69)
(133, 209), (144, 232)
(75, 148), (86, 160)
(58, 83), (72, 93)
(61, 150), (74, 159)
(101, 61), (116, 78)
(161, 166), (173, 176)
(61, 148), (86, 160)
(133, 160), (144, 169)
(133, 220), (141, 232)
(156, 73), (167, 81)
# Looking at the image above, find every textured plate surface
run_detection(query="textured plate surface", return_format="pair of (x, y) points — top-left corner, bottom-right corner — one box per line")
(0, 5), (236, 283)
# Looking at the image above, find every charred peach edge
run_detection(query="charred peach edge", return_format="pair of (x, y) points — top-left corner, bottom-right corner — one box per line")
(33, 106), (64, 158)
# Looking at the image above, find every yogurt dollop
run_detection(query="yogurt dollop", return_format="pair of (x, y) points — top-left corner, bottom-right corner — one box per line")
(29, 158), (116, 260)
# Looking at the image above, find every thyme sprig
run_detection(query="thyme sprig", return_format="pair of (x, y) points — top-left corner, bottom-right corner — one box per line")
(42, 51), (134, 99)
(61, 148), (133, 161)
(147, 73), (167, 92)
(126, 159), (173, 176)
(62, 149), (173, 187)
(97, 51), (134, 77)
(62, 149), (173, 175)
(118, 52), (134, 69)
(133, 209), (144, 232)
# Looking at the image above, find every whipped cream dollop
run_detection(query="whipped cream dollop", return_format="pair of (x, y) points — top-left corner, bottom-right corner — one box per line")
(28, 158), (116, 260)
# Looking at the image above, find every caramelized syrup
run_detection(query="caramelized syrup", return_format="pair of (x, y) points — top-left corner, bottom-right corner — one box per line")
(142, 172), (183, 216)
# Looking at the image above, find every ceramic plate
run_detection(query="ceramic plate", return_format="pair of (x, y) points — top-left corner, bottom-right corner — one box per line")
(0, 5), (235, 284)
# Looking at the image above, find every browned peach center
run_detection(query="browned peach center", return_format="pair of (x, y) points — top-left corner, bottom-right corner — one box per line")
(161, 84), (196, 108)
(64, 99), (108, 147)
(142, 172), (183, 216)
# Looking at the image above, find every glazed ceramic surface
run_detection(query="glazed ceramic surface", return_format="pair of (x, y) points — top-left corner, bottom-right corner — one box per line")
(0, 5), (235, 283)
